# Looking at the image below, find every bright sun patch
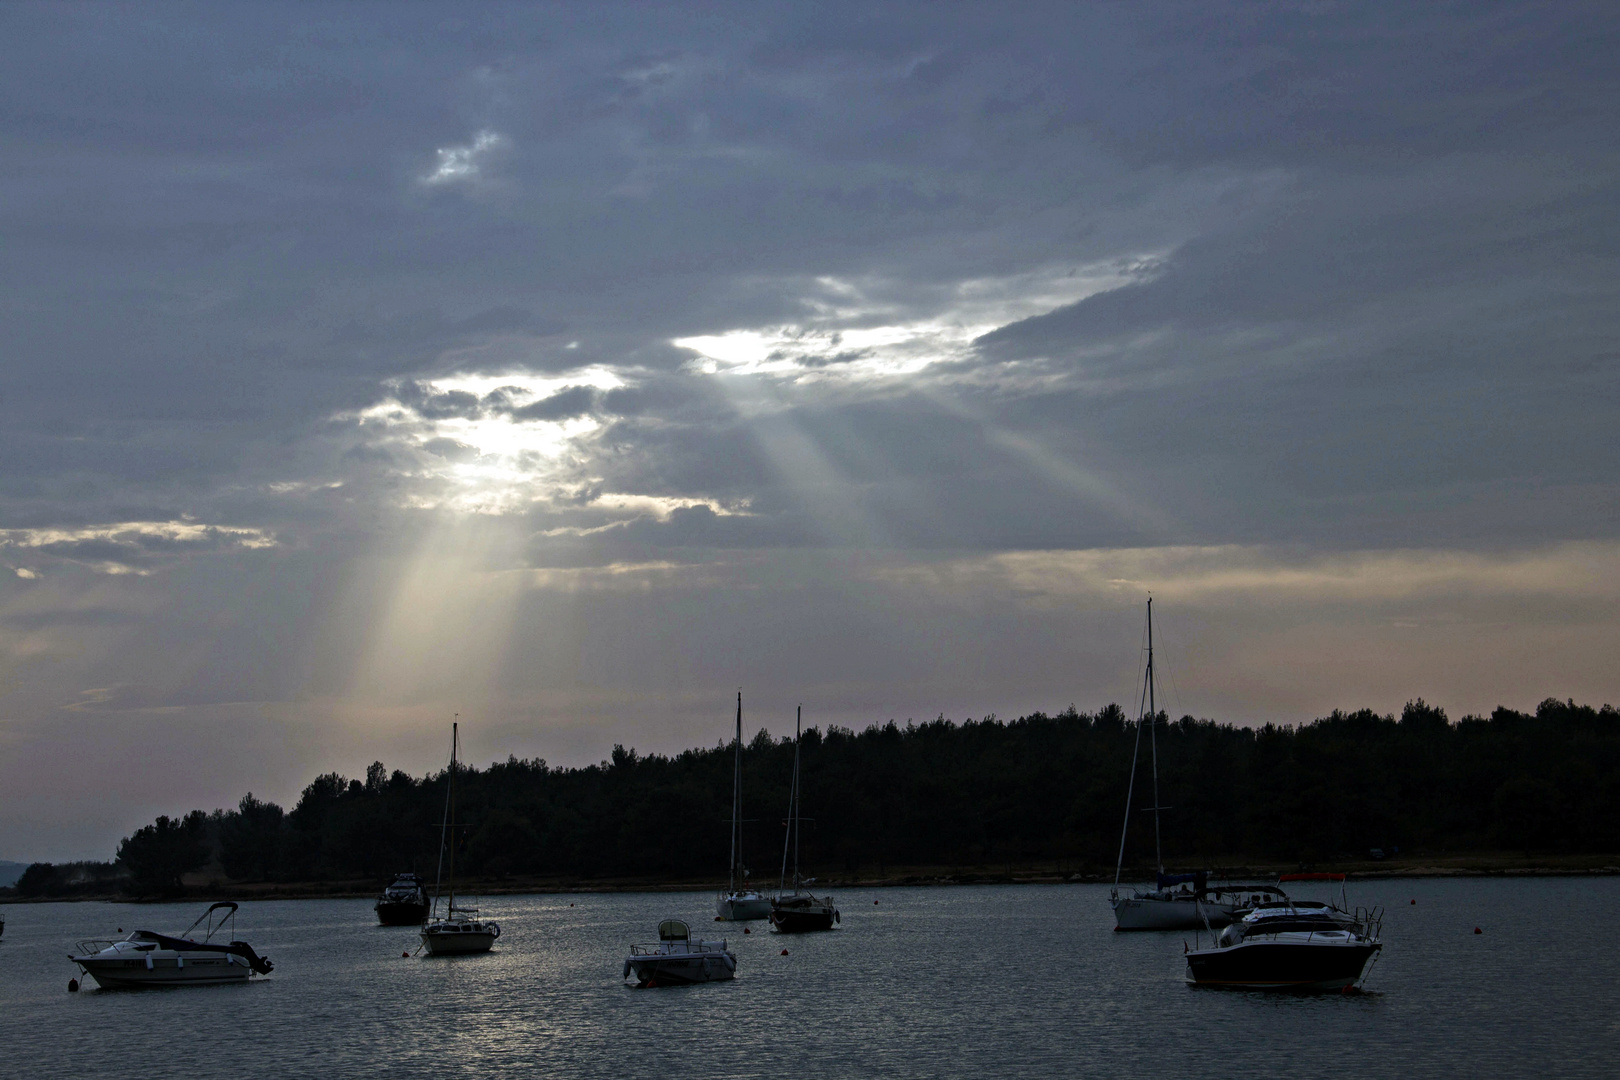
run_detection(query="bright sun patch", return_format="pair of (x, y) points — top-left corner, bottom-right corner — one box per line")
(344, 368), (626, 514)
(675, 259), (1162, 380)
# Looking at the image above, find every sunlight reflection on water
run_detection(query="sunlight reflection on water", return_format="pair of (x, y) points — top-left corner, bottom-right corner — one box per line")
(3, 879), (1617, 1078)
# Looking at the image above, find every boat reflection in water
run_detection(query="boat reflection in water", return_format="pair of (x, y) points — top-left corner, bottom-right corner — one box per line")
(69, 902), (273, 989)
(623, 920), (736, 986)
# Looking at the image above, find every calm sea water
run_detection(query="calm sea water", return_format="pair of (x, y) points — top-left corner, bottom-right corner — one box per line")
(3, 878), (1617, 1078)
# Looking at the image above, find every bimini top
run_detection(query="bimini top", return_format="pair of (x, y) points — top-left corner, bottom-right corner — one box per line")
(658, 920), (690, 942)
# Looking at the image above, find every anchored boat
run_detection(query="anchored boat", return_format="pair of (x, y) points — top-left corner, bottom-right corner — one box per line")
(69, 902), (273, 989)
(769, 706), (839, 933)
(1108, 598), (1241, 931)
(420, 721), (500, 956)
(375, 872), (430, 926)
(1185, 901), (1383, 991)
(717, 691), (773, 921)
(623, 919), (737, 986)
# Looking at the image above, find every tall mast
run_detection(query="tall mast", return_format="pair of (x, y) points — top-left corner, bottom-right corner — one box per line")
(729, 691), (742, 894)
(1147, 598), (1162, 874)
(792, 706), (802, 892)
(447, 721), (458, 914)
(779, 705), (801, 895)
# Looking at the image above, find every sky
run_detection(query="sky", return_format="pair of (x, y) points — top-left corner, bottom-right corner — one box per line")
(2, 1), (1617, 860)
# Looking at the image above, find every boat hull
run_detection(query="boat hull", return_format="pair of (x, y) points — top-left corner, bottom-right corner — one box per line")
(75, 953), (255, 989)
(716, 894), (774, 921)
(421, 929), (497, 955)
(770, 905), (836, 933)
(376, 899), (429, 926)
(1186, 940), (1381, 991)
(1113, 895), (1236, 931)
(624, 952), (736, 985)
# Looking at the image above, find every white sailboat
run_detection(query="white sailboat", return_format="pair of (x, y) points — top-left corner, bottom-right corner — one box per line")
(1109, 600), (1250, 930)
(717, 691), (774, 920)
(420, 721), (500, 955)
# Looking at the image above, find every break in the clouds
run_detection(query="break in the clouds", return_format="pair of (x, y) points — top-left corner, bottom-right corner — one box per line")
(1, 1), (1617, 858)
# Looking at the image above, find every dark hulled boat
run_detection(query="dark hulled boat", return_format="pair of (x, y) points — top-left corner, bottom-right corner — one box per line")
(769, 892), (838, 933)
(375, 873), (430, 925)
(1185, 904), (1382, 991)
(768, 705), (840, 934)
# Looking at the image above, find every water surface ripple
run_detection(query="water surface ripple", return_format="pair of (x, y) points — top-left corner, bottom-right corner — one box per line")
(4, 878), (1616, 1077)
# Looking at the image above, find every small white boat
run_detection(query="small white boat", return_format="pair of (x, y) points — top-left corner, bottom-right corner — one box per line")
(717, 890), (775, 921)
(420, 720), (499, 957)
(623, 920), (736, 986)
(420, 908), (500, 955)
(69, 902), (273, 989)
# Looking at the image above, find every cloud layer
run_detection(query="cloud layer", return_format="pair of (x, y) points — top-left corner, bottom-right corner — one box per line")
(1, 1), (1617, 857)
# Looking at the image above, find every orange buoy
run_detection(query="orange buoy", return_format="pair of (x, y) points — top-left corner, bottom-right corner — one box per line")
(780, 949), (789, 956)
(874, 900), (879, 905)
(714, 916), (723, 921)
(743, 926), (750, 934)
(402, 951), (410, 958)
(1474, 926), (1483, 934)
(1410, 899), (1416, 905)
(68, 978), (80, 992)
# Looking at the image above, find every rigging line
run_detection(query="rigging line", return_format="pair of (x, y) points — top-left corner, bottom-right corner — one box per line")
(1155, 613), (1187, 724)
(1112, 600), (1150, 884)
(1114, 601), (1153, 889)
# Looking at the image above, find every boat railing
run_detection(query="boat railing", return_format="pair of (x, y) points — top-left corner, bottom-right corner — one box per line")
(74, 938), (121, 955)
(628, 939), (725, 956)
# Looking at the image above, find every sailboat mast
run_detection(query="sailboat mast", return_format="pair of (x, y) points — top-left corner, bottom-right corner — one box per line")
(1147, 599), (1162, 874)
(792, 705), (802, 892)
(730, 691), (742, 894)
(447, 721), (458, 914)
(779, 706), (801, 894)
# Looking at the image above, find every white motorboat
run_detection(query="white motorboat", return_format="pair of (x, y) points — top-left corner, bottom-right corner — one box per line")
(717, 691), (774, 921)
(623, 919), (736, 986)
(69, 902), (273, 988)
(420, 721), (500, 956)
(1186, 898), (1383, 990)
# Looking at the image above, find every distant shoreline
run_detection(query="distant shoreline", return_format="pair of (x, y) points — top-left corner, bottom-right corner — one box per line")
(5, 854), (1619, 904)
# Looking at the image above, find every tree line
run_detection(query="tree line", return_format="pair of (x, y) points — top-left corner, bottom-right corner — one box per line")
(8, 697), (1618, 898)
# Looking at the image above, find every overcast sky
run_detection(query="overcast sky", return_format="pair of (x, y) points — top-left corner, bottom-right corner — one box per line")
(3, 1), (1617, 859)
